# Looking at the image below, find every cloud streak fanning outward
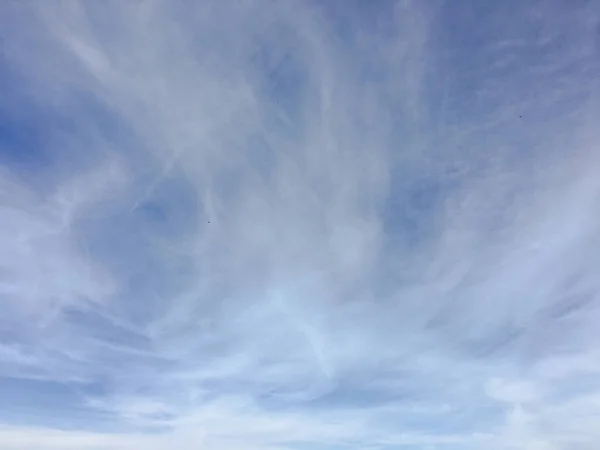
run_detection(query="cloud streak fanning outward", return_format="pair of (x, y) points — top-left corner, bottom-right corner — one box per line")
(1, 1), (600, 449)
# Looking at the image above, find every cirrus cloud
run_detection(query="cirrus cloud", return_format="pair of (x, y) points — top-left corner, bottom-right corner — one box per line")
(1, 1), (600, 449)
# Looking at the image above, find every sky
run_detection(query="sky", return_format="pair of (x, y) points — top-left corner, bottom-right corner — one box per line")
(0, 1), (600, 449)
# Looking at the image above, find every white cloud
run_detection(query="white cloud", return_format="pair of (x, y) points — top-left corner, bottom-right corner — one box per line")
(0, 0), (600, 449)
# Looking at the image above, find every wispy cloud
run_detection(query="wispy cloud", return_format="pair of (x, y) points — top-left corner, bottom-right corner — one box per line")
(1, 0), (600, 449)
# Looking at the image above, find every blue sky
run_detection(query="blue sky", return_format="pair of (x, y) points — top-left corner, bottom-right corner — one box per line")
(1, 1), (600, 449)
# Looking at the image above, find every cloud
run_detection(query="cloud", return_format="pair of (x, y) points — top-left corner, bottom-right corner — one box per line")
(1, 0), (600, 449)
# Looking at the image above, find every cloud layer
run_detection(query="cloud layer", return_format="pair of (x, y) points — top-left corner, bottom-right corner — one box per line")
(1, 1), (600, 449)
